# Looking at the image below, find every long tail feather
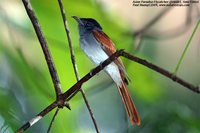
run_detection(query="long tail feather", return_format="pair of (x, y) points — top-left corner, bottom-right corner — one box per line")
(117, 83), (140, 126)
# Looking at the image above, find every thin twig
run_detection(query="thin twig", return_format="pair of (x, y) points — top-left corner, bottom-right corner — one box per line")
(57, 0), (79, 80)
(174, 19), (200, 75)
(47, 108), (60, 133)
(186, 5), (193, 25)
(134, 6), (200, 41)
(134, 7), (173, 37)
(196, 5), (200, 17)
(133, 35), (144, 53)
(131, 7), (172, 52)
(143, 22), (191, 40)
(57, 0), (100, 132)
(21, 0), (67, 102)
(142, 14), (199, 40)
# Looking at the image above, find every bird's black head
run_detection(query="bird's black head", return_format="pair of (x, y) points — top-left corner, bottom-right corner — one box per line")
(72, 16), (102, 31)
(80, 18), (102, 30)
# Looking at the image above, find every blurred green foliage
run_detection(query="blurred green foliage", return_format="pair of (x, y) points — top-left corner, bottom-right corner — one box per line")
(0, 0), (200, 133)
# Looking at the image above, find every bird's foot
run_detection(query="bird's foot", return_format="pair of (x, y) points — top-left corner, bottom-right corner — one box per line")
(89, 62), (104, 76)
(89, 69), (94, 76)
(99, 62), (104, 69)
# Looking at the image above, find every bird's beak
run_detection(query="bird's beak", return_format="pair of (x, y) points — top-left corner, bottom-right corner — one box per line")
(72, 16), (84, 26)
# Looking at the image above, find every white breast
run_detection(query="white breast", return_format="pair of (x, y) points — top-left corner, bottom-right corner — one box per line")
(80, 33), (122, 86)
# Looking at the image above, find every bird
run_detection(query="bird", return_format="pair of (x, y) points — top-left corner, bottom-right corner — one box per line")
(72, 16), (140, 126)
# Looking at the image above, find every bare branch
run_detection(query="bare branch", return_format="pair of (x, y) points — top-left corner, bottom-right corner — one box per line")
(63, 50), (200, 100)
(47, 108), (60, 133)
(142, 15), (200, 40)
(132, 7), (172, 52)
(132, 6), (198, 53)
(57, 0), (100, 132)
(122, 51), (200, 93)
(21, 0), (67, 102)
(57, 0), (79, 80)
(134, 7), (173, 37)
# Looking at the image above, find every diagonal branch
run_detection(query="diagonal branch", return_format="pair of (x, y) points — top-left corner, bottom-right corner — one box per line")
(134, 7), (173, 37)
(132, 7), (173, 52)
(57, 0), (100, 132)
(16, 100), (58, 133)
(21, 0), (67, 102)
(120, 51), (200, 93)
(62, 50), (200, 100)
(16, 50), (123, 133)
(16, 49), (200, 132)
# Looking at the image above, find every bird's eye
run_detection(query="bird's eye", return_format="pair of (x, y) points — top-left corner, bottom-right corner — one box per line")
(85, 23), (91, 27)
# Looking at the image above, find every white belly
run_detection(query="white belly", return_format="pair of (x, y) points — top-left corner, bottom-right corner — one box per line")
(80, 33), (122, 86)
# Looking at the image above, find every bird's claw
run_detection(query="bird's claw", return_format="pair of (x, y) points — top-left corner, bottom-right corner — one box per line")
(99, 62), (104, 69)
(90, 69), (94, 76)
(89, 62), (104, 76)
